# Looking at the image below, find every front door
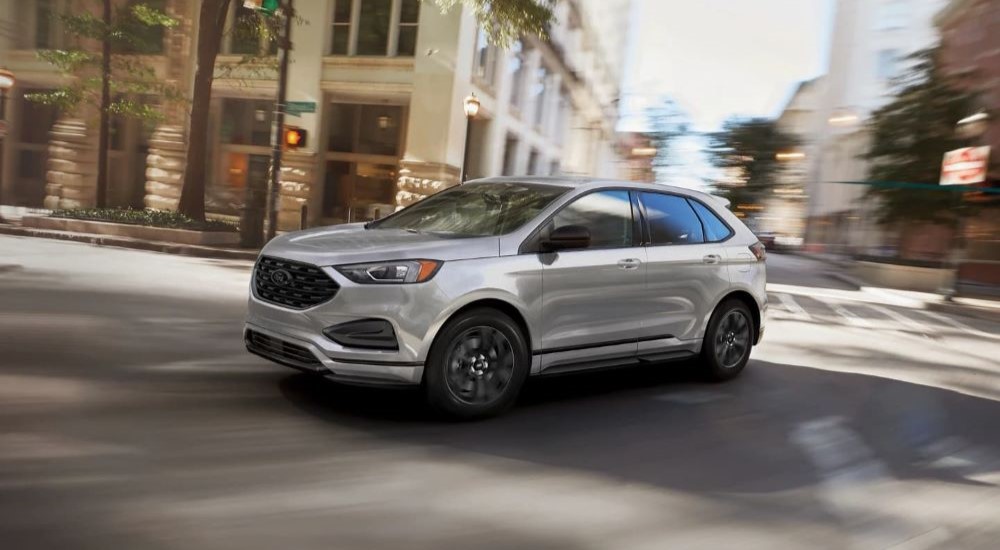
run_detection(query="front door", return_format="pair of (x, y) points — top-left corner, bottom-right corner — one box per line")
(637, 191), (731, 348)
(537, 190), (646, 371)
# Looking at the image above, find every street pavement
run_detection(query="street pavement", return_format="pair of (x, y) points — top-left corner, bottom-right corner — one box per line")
(1, 235), (999, 549)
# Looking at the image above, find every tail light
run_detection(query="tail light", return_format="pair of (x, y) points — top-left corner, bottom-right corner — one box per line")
(749, 242), (766, 262)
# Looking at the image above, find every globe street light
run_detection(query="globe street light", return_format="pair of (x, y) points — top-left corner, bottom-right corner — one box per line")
(460, 93), (480, 182)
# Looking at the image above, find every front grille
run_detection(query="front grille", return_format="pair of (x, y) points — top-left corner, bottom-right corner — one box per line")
(246, 330), (322, 368)
(253, 256), (339, 310)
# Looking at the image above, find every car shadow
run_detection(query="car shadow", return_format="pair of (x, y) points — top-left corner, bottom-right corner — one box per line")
(279, 358), (1000, 496)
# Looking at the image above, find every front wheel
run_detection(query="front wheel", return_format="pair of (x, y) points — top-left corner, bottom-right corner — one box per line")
(701, 299), (754, 381)
(424, 308), (530, 419)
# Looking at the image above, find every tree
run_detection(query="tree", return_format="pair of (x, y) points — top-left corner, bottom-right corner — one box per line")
(177, 0), (556, 221)
(29, 2), (180, 208)
(706, 117), (799, 206)
(645, 97), (688, 176)
(863, 49), (979, 225)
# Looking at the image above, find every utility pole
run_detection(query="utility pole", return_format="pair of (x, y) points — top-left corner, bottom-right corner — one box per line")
(265, 0), (294, 242)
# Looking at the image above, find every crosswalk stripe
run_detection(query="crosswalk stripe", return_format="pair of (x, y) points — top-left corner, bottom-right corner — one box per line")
(776, 293), (811, 320)
(862, 303), (932, 335)
(914, 310), (1000, 341)
(828, 302), (872, 328)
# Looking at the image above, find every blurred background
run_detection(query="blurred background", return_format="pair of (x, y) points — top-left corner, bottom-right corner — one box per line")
(1, 0), (999, 548)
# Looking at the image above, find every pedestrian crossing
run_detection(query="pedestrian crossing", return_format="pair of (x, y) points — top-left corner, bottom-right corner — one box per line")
(766, 291), (1000, 341)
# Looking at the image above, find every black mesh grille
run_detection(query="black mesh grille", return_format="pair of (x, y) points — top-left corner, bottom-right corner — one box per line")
(246, 330), (322, 367)
(253, 256), (339, 310)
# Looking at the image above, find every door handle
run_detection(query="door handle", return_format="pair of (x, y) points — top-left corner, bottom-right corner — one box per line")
(702, 254), (722, 265)
(617, 258), (641, 270)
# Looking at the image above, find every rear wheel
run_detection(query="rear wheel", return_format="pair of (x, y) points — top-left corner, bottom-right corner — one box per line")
(424, 308), (530, 419)
(701, 299), (754, 381)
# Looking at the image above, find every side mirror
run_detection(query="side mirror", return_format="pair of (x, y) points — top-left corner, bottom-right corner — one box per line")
(541, 225), (591, 251)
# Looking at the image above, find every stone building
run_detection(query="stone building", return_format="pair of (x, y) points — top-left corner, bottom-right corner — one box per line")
(0, 0), (631, 229)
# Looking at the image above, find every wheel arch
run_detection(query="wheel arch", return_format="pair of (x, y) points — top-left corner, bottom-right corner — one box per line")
(715, 290), (762, 345)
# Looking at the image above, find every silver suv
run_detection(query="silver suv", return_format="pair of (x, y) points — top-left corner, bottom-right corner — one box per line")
(245, 177), (767, 418)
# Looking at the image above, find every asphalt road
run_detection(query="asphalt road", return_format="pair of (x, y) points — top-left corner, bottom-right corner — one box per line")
(2, 235), (999, 549)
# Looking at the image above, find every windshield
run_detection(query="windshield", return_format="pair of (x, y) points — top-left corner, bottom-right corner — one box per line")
(371, 182), (568, 236)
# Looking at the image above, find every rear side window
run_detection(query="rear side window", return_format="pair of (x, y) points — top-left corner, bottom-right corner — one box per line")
(640, 192), (704, 245)
(687, 199), (734, 242)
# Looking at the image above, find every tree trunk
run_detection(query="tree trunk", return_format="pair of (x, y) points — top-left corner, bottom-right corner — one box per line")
(177, 0), (231, 221)
(96, 0), (112, 208)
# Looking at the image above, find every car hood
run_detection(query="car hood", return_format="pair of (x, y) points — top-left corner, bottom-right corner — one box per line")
(260, 223), (501, 266)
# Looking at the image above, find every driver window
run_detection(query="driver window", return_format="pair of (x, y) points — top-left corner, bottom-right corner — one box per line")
(549, 190), (633, 249)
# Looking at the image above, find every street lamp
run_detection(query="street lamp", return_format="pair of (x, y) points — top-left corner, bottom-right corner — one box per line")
(0, 68), (16, 220)
(460, 93), (480, 182)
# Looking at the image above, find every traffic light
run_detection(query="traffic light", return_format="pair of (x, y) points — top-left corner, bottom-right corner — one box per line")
(243, 0), (279, 15)
(284, 127), (307, 150)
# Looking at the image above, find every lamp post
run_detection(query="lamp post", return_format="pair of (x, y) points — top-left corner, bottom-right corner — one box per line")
(0, 69), (15, 221)
(460, 93), (480, 183)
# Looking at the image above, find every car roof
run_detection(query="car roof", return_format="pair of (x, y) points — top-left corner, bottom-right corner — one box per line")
(467, 176), (731, 208)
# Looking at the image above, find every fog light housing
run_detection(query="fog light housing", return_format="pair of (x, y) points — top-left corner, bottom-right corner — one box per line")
(323, 319), (399, 350)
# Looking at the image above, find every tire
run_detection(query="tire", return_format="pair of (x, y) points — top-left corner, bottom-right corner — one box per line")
(700, 299), (754, 381)
(424, 308), (530, 419)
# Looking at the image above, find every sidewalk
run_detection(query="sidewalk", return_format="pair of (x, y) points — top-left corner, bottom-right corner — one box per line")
(819, 260), (1000, 323)
(0, 222), (259, 261)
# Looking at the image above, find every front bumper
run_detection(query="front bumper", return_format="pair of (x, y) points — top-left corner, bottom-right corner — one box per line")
(245, 323), (424, 385)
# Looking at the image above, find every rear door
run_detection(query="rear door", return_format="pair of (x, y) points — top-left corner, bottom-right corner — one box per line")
(638, 192), (731, 348)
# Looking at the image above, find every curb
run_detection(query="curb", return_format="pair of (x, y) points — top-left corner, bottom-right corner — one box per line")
(0, 224), (259, 261)
(926, 300), (1000, 324)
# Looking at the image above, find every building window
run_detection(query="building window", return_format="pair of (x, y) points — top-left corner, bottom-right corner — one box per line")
(225, 2), (277, 55)
(877, 0), (908, 31)
(220, 99), (274, 147)
(323, 101), (407, 223)
(472, 27), (498, 87)
(19, 0), (68, 50)
(10, 90), (59, 207)
(527, 149), (540, 175)
(549, 160), (560, 176)
(531, 65), (550, 128)
(554, 91), (569, 145)
(502, 134), (519, 175)
(876, 49), (899, 80)
(329, 0), (420, 57)
(508, 41), (528, 111)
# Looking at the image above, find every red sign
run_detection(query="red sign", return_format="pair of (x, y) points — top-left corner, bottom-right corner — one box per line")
(941, 147), (990, 185)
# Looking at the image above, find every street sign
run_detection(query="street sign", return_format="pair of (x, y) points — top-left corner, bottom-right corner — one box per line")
(286, 101), (316, 117)
(941, 146), (990, 185)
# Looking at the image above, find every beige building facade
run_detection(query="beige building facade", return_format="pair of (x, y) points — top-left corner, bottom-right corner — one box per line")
(0, 0), (630, 229)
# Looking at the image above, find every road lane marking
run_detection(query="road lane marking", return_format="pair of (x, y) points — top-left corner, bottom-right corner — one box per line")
(914, 310), (1000, 342)
(828, 301), (873, 328)
(777, 293), (811, 320)
(863, 304), (933, 335)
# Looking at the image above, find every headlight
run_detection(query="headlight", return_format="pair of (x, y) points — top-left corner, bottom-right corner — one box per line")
(335, 260), (442, 284)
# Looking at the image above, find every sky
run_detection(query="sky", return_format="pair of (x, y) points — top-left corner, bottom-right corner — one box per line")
(619, 0), (833, 188)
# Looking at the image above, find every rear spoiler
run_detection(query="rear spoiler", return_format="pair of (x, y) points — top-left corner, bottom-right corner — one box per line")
(711, 195), (732, 209)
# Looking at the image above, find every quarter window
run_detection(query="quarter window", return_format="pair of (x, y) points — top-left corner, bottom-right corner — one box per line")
(550, 191), (634, 249)
(687, 199), (733, 242)
(640, 192), (705, 245)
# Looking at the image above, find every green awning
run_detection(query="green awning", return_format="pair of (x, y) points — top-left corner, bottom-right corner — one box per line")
(830, 180), (1000, 194)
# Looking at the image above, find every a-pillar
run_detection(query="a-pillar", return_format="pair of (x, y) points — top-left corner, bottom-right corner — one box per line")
(395, 4), (477, 207)
(144, 0), (195, 211)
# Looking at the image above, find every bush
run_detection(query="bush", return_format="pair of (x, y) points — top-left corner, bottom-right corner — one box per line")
(50, 208), (238, 232)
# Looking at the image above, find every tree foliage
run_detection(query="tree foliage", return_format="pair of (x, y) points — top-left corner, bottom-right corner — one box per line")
(435, 0), (554, 48)
(706, 117), (799, 206)
(645, 97), (688, 173)
(863, 49), (979, 225)
(28, 4), (182, 123)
